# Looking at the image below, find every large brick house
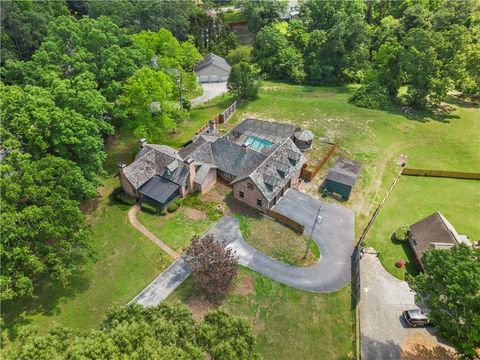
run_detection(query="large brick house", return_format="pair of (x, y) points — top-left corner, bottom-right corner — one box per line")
(118, 118), (308, 212)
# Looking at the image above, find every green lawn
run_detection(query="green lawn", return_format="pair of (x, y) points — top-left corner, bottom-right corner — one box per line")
(223, 10), (245, 23)
(364, 176), (480, 279)
(1, 177), (171, 341)
(136, 207), (213, 253)
(236, 215), (320, 266)
(168, 267), (355, 360)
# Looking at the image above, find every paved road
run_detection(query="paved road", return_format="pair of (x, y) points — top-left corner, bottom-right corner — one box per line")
(191, 82), (228, 107)
(131, 258), (191, 306)
(360, 253), (453, 359)
(132, 189), (354, 306)
(209, 189), (355, 292)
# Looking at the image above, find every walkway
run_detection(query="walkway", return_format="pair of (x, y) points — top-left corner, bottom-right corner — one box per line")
(128, 204), (180, 260)
(131, 189), (355, 305)
(360, 253), (454, 359)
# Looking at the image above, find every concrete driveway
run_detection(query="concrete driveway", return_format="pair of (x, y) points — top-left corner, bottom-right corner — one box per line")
(191, 82), (228, 107)
(360, 253), (454, 359)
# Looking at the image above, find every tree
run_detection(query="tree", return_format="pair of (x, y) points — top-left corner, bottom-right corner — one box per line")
(184, 234), (238, 300)
(1, 83), (110, 181)
(227, 45), (253, 65)
(0, 0), (68, 64)
(0, 136), (96, 301)
(407, 245), (480, 358)
(5, 303), (261, 359)
(348, 81), (390, 110)
(227, 61), (261, 100)
(239, 0), (288, 33)
(301, 0), (369, 84)
(373, 39), (402, 99)
(253, 25), (305, 83)
(120, 66), (187, 140)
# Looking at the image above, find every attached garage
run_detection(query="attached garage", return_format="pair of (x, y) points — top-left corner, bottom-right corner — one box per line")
(195, 53), (231, 83)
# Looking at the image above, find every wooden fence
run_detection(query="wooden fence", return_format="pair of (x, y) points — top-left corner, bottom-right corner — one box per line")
(266, 209), (305, 234)
(195, 100), (238, 135)
(401, 167), (480, 180)
(301, 139), (339, 181)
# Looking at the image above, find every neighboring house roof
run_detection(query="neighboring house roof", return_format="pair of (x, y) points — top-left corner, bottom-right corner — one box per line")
(327, 157), (361, 187)
(195, 53), (231, 73)
(233, 138), (306, 202)
(410, 212), (461, 261)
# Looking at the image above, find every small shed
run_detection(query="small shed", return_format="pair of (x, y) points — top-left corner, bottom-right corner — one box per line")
(294, 129), (314, 151)
(325, 158), (361, 200)
(195, 53), (231, 83)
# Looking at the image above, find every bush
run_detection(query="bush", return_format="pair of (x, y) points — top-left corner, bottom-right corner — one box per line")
(167, 203), (178, 213)
(174, 198), (182, 207)
(114, 189), (137, 206)
(349, 81), (390, 110)
(160, 209), (168, 216)
(394, 225), (410, 242)
(141, 202), (159, 214)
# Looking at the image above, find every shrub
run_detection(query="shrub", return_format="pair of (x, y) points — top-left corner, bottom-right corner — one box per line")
(167, 203), (178, 213)
(160, 209), (168, 216)
(115, 189), (137, 206)
(174, 198), (182, 207)
(349, 81), (390, 110)
(394, 225), (410, 242)
(141, 202), (159, 214)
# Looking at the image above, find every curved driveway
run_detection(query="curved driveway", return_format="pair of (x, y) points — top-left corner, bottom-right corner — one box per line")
(133, 189), (354, 306)
(209, 189), (355, 292)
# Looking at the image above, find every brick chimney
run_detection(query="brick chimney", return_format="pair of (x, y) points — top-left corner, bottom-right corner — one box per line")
(185, 157), (196, 193)
(139, 138), (147, 147)
(208, 120), (216, 133)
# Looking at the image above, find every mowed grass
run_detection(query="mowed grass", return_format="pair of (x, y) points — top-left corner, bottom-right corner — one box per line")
(364, 176), (480, 279)
(232, 83), (480, 233)
(237, 215), (320, 266)
(1, 177), (172, 341)
(168, 267), (355, 360)
(136, 207), (213, 253)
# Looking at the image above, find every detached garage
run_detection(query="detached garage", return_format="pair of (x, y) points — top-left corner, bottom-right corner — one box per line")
(195, 53), (231, 83)
(325, 158), (361, 200)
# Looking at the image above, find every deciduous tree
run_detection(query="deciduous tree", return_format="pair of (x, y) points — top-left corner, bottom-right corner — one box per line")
(408, 245), (480, 359)
(184, 234), (238, 301)
(228, 61), (261, 100)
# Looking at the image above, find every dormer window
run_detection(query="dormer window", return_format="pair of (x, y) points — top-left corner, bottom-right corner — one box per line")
(265, 183), (273, 192)
(277, 170), (285, 178)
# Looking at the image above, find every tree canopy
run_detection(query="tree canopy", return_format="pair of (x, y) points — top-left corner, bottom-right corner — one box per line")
(228, 61), (262, 100)
(5, 303), (262, 360)
(408, 245), (480, 358)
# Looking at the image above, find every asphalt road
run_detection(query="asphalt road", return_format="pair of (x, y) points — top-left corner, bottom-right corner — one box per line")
(191, 82), (228, 107)
(360, 253), (453, 359)
(132, 189), (355, 306)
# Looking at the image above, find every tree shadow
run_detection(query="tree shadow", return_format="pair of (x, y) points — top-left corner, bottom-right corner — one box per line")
(444, 94), (479, 109)
(2, 271), (91, 341)
(362, 336), (401, 360)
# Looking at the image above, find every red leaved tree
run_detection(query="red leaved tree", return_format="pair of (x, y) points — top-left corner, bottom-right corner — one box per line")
(184, 234), (238, 301)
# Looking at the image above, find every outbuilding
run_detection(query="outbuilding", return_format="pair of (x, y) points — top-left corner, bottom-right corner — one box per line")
(294, 129), (314, 151)
(195, 53), (231, 83)
(325, 157), (361, 200)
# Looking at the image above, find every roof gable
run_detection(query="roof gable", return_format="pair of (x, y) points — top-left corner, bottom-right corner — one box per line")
(195, 53), (231, 73)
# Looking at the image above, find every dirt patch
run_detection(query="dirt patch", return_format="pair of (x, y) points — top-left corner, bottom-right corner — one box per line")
(184, 207), (207, 221)
(400, 332), (456, 360)
(201, 182), (230, 203)
(234, 275), (254, 296)
(80, 197), (100, 217)
(187, 296), (212, 321)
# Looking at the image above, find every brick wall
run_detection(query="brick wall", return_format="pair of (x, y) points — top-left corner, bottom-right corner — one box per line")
(194, 168), (217, 192)
(233, 179), (270, 212)
(118, 169), (138, 198)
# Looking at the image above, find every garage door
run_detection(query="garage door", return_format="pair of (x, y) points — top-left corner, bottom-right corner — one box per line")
(199, 75), (209, 83)
(209, 74), (220, 82)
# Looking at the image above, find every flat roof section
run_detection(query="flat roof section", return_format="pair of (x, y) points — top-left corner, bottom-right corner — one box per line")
(138, 175), (180, 207)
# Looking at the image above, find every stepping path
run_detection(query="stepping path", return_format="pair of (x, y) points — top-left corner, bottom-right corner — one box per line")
(130, 189), (355, 306)
(128, 204), (180, 260)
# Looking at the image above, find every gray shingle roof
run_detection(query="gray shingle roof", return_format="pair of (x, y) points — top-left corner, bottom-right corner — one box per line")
(233, 138), (306, 202)
(195, 53), (231, 73)
(211, 138), (268, 178)
(326, 157), (361, 187)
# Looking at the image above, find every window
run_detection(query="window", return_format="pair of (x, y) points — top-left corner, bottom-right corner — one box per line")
(247, 182), (254, 190)
(277, 169), (285, 178)
(413, 239), (418, 247)
(257, 199), (262, 206)
(239, 191), (244, 198)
